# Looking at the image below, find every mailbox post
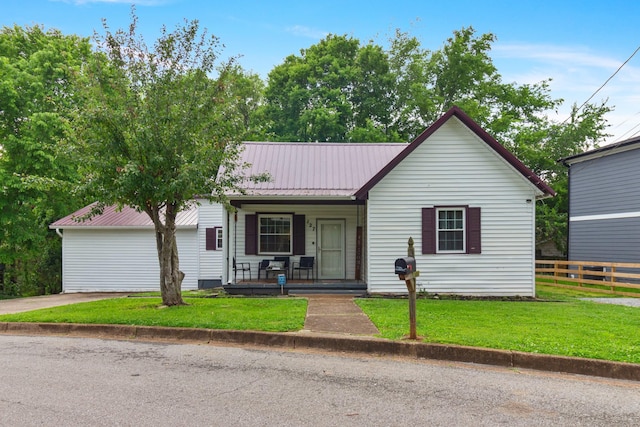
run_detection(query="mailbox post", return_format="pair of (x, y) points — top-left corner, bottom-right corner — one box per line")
(395, 237), (419, 340)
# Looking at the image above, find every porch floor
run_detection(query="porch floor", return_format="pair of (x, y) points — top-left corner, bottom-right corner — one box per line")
(223, 279), (368, 296)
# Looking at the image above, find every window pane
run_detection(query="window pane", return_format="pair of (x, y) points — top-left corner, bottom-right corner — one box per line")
(259, 215), (292, 254)
(439, 231), (463, 251)
(437, 209), (464, 252)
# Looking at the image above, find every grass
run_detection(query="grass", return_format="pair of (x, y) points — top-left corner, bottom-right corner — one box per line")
(356, 286), (640, 363)
(0, 296), (307, 332)
(1, 285), (639, 363)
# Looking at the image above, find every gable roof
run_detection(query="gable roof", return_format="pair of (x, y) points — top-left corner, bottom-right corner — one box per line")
(560, 135), (640, 166)
(354, 106), (555, 199)
(50, 203), (198, 229)
(235, 142), (406, 198)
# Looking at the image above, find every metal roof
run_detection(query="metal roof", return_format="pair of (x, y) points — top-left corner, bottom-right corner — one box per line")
(560, 135), (640, 166)
(234, 142), (407, 197)
(50, 203), (199, 229)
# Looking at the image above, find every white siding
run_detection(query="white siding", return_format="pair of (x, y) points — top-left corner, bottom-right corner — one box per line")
(197, 201), (225, 283)
(229, 204), (363, 282)
(61, 228), (198, 292)
(367, 118), (538, 296)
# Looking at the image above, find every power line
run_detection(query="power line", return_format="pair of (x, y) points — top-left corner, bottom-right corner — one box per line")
(563, 44), (640, 124)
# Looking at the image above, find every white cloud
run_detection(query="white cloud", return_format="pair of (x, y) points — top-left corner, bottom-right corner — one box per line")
(285, 25), (328, 40)
(493, 42), (640, 144)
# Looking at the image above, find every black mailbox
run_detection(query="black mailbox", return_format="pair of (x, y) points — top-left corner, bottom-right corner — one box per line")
(395, 257), (416, 275)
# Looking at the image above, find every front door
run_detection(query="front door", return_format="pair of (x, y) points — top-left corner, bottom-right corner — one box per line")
(317, 219), (345, 279)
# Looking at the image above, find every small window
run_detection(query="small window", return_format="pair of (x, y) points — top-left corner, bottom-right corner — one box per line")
(437, 208), (465, 253)
(258, 214), (292, 254)
(215, 227), (223, 249)
(206, 227), (223, 250)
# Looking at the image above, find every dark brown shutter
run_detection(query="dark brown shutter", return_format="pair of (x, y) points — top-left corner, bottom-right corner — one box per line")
(205, 228), (215, 251)
(293, 214), (305, 255)
(245, 214), (257, 255)
(467, 207), (481, 254)
(422, 208), (436, 254)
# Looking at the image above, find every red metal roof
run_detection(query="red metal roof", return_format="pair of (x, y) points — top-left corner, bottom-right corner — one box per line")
(235, 142), (406, 197)
(50, 203), (198, 228)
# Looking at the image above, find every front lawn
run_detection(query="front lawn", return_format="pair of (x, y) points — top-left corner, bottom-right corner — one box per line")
(1, 286), (639, 363)
(356, 293), (640, 363)
(0, 297), (307, 332)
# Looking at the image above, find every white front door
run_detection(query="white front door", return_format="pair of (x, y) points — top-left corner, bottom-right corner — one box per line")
(317, 219), (345, 279)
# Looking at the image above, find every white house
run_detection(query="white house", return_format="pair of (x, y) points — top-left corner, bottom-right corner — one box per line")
(51, 106), (554, 295)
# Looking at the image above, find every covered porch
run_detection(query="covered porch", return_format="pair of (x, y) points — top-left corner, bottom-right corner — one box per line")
(223, 278), (368, 296)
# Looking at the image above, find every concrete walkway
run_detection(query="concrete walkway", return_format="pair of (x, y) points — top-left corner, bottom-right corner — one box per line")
(302, 295), (379, 335)
(0, 293), (130, 315)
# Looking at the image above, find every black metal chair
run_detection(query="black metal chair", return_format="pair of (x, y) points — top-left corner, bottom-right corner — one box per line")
(292, 256), (315, 280)
(257, 259), (271, 280)
(273, 256), (290, 276)
(233, 257), (251, 281)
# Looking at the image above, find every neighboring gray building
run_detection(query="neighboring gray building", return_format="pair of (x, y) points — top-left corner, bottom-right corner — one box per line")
(562, 136), (640, 263)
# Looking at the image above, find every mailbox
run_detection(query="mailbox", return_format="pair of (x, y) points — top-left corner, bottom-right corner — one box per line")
(395, 257), (416, 275)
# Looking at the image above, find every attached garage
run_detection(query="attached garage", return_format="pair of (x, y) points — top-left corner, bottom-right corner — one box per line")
(50, 202), (223, 293)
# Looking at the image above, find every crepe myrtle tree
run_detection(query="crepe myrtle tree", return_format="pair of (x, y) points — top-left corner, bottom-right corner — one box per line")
(76, 11), (257, 306)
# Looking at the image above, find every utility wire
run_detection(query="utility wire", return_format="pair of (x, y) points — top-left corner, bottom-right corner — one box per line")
(563, 44), (640, 124)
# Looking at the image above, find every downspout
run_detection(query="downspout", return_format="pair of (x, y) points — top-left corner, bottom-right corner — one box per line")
(55, 228), (63, 238)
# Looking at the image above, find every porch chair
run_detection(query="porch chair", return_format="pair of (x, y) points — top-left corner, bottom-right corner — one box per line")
(233, 257), (251, 281)
(292, 256), (315, 280)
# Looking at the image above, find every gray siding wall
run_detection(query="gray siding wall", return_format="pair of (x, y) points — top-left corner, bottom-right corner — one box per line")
(568, 147), (640, 263)
(570, 148), (640, 216)
(569, 218), (640, 263)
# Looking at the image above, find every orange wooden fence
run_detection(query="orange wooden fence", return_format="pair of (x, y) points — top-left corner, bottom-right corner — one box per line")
(535, 260), (640, 297)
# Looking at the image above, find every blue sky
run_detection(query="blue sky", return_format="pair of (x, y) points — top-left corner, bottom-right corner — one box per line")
(4, 0), (640, 145)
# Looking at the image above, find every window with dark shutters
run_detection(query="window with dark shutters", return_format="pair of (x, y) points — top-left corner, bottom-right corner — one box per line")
(244, 213), (305, 255)
(422, 206), (481, 254)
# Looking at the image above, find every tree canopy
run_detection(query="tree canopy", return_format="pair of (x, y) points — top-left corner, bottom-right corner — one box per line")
(0, 25), (91, 294)
(76, 13), (251, 305)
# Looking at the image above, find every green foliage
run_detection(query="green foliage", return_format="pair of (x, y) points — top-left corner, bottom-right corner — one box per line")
(356, 296), (640, 363)
(0, 25), (91, 295)
(0, 297), (308, 332)
(75, 9), (253, 305)
(261, 26), (611, 250)
(262, 34), (397, 142)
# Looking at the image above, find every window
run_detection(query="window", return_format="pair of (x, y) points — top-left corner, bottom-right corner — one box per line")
(216, 227), (223, 249)
(245, 213), (306, 255)
(258, 214), (292, 254)
(437, 208), (465, 252)
(205, 227), (223, 250)
(422, 206), (481, 254)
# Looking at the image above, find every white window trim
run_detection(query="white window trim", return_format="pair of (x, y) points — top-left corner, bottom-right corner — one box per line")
(215, 227), (223, 250)
(258, 214), (293, 255)
(436, 207), (466, 254)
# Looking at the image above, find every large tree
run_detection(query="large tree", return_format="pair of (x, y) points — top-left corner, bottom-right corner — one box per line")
(76, 12), (250, 306)
(260, 27), (611, 252)
(261, 34), (397, 142)
(0, 25), (91, 295)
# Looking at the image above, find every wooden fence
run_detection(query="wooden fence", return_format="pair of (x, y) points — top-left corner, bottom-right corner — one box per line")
(535, 260), (640, 297)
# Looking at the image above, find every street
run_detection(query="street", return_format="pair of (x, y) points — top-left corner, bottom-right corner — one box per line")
(0, 335), (638, 426)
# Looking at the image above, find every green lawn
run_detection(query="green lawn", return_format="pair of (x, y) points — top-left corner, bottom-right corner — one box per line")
(0, 297), (307, 332)
(1, 286), (639, 363)
(356, 289), (640, 363)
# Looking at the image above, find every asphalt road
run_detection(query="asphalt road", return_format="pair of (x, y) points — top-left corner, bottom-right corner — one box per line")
(1, 335), (638, 426)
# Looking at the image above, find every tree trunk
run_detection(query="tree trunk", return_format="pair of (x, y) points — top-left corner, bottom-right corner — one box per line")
(150, 203), (185, 306)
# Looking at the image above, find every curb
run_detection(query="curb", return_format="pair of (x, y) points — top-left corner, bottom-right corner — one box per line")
(1, 322), (638, 382)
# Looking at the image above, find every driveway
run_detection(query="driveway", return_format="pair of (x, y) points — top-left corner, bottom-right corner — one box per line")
(0, 293), (129, 315)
